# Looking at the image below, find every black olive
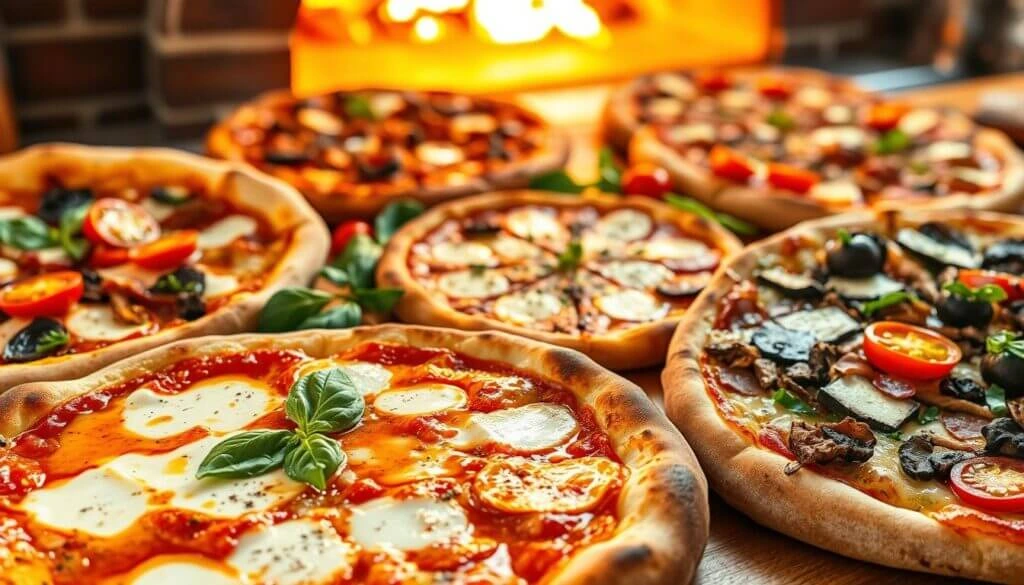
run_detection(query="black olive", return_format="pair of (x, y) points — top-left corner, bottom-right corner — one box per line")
(37, 188), (93, 225)
(150, 266), (206, 296)
(982, 417), (1024, 458)
(264, 150), (312, 166)
(825, 232), (887, 278)
(4, 318), (67, 363)
(656, 277), (706, 298)
(177, 294), (206, 321)
(751, 326), (816, 364)
(935, 293), (994, 328)
(982, 239), (1024, 274)
(981, 353), (1024, 399)
(487, 132), (510, 160)
(898, 436), (936, 480)
(81, 269), (106, 302)
(939, 374), (987, 404)
(356, 153), (401, 182)
(919, 222), (974, 252)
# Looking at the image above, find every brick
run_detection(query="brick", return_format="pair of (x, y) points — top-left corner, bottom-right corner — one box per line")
(0, 0), (66, 26)
(782, 0), (865, 28)
(156, 0), (300, 33)
(82, 0), (146, 20)
(154, 48), (289, 107)
(7, 34), (145, 101)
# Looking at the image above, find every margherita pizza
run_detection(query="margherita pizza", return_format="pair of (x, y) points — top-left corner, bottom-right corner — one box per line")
(207, 90), (570, 222)
(0, 144), (328, 389)
(607, 67), (1024, 230)
(376, 190), (742, 370)
(0, 326), (707, 584)
(664, 208), (1024, 581)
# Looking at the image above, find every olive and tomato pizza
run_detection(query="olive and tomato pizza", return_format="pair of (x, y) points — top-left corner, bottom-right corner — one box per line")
(0, 144), (328, 389)
(0, 326), (707, 585)
(665, 208), (1024, 581)
(207, 89), (570, 222)
(607, 67), (1024, 231)
(376, 190), (743, 370)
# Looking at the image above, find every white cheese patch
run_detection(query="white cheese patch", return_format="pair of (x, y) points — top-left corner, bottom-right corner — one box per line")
(122, 377), (280, 440)
(452, 403), (579, 453)
(505, 207), (567, 244)
(718, 89), (755, 111)
(826, 273), (905, 301)
(594, 289), (669, 322)
(198, 215), (258, 249)
(141, 198), (179, 222)
(294, 360), (393, 395)
(415, 141), (465, 167)
(594, 209), (652, 242)
(811, 126), (865, 150)
(369, 92), (405, 119)
(632, 237), (712, 261)
(348, 497), (470, 551)
(373, 384), (468, 416)
(494, 290), (563, 325)
(665, 123), (716, 144)
(35, 247), (72, 267)
(131, 558), (238, 585)
(598, 260), (671, 288)
(0, 258), (18, 283)
(809, 180), (863, 206)
(202, 270), (241, 299)
(473, 457), (621, 514)
(20, 467), (148, 537)
(794, 86), (831, 109)
(437, 270), (510, 299)
(228, 519), (355, 585)
(652, 73), (695, 100)
(65, 304), (149, 342)
(823, 104), (852, 125)
(430, 241), (496, 267)
(898, 109), (939, 136)
(644, 97), (684, 120)
(490, 234), (544, 261)
(924, 141), (972, 162)
(97, 263), (165, 290)
(0, 206), (27, 220)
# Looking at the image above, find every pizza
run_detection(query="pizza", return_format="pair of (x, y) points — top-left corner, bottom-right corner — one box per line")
(606, 67), (1024, 231)
(0, 144), (328, 390)
(376, 190), (743, 370)
(664, 207), (1024, 581)
(0, 325), (707, 584)
(207, 89), (570, 222)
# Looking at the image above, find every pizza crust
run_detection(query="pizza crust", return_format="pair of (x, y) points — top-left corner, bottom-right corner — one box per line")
(206, 89), (572, 223)
(0, 325), (710, 585)
(0, 143), (329, 391)
(376, 190), (743, 371)
(662, 209), (1024, 583)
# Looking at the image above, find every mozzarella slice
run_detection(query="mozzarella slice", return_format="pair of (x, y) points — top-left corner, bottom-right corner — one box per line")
(198, 215), (258, 249)
(598, 260), (671, 288)
(0, 258), (17, 283)
(437, 270), (510, 299)
(826, 273), (905, 301)
(633, 237), (712, 261)
(594, 209), (652, 242)
(294, 360), (393, 395)
(473, 457), (621, 514)
(141, 198), (179, 222)
(35, 247), (72, 267)
(898, 109), (939, 136)
(20, 467), (148, 537)
(594, 289), (669, 321)
(415, 141), (465, 167)
(122, 377), (281, 440)
(794, 86), (831, 109)
(811, 126), (865, 150)
(348, 497), (470, 551)
(430, 241), (496, 267)
(652, 73), (695, 99)
(718, 89), (755, 110)
(202, 270), (241, 299)
(823, 104), (852, 124)
(644, 97), (684, 120)
(452, 403), (578, 453)
(228, 520), (355, 585)
(130, 558), (238, 585)
(665, 123), (716, 145)
(505, 207), (567, 244)
(494, 290), (563, 325)
(373, 384), (467, 416)
(809, 181), (863, 206)
(66, 305), (149, 342)
(490, 234), (543, 261)
(924, 141), (972, 162)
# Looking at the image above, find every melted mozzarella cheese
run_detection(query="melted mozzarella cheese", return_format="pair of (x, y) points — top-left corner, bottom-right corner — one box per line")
(0, 257), (18, 283)
(633, 237), (712, 261)
(202, 270), (241, 299)
(505, 207), (567, 243)
(437, 270), (510, 299)
(97, 263), (165, 290)
(65, 305), (149, 341)
(809, 180), (862, 206)
(140, 198), (179, 222)
(898, 109), (939, 136)
(130, 558), (238, 585)
(348, 497), (470, 551)
(594, 289), (669, 321)
(924, 141), (971, 162)
(0, 206), (26, 220)
(430, 241), (496, 267)
(718, 89), (755, 111)
(35, 247), (72, 267)
(490, 234), (543, 261)
(122, 377), (280, 439)
(594, 209), (652, 242)
(811, 126), (865, 150)
(494, 290), (563, 325)
(652, 73), (695, 99)
(473, 457), (621, 514)
(228, 520), (355, 585)
(452, 403), (578, 453)
(373, 384), (467, 416)
(794, 86), (831, 109)
(415, 141), (465, 166)
(20, 467), (148, 537)
(294, 360), (393, 395)
(198, 215), (258, 249)
(665, 123), (716, 144)
(598, 260), (671, 288)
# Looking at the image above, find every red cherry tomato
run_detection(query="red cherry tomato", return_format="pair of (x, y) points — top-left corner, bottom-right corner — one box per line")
(695, 70), (732, 92)
(130, 230), (199, 270)
(957, 269), (1022, 302)
(621, 164), (672, 198)
(0, 271), (83, 318)
(89, 245), (129, 268)
(950, 457), (1024, 513)
(766, 163), (820, 194)
(865, 102), (909, 131)
(82, 198), (160, 248)
(863, 321), (961, 380)
(757, 76), (793, 99)
(709, 145), (756, 183)
(331, 221), (373, 255)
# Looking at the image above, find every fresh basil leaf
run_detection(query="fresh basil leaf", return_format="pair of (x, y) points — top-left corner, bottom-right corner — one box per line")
(917, 405), (940, 425)
(883, 430), (903, 441)
(529, 171), (585, 194)
(664, 194), (759, 237)
(335, 234), (382, 290)
(558, 240), (583, 271)
(286, 367), (365, 434)
(195, 430), (294, 479)
(283, 433), (345, 491)
(944, 280), (1008, 303)
(35, 328), (69, 355)
(714, 212), (759, 237)
(765, 110), (794, 131)
(297, 303), (362, 330)
(257, 287), (333, 333)
(595, 147), (622, 193)
(344, 95), (375, 120)
(861, 291), (918, 317)
(352, 288), (403, 313)
(836, 228), (852, 245)
(873, 129), (910, 155)
(987, 385), (1009, 417)
(469, 263), (487, 276)
(986, 331), (1024, 360)
(58, 203), (92, 261)
(374, 199), (424, 244)
(319, 265), (349, 287)
(0, 216), (56, 250)
(772, 388), (814, 414)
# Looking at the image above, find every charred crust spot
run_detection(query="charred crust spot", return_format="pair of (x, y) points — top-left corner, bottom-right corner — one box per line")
(548, 349), (589, 383)
(654, 463), (705, 508)
(21, 390), (48, 411)
(612, 544), (653, 566)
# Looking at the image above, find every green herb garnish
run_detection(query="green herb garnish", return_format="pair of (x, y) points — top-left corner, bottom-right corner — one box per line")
(873, 129), (911, 155)
(986, 384), (1009, 417)
(986, 331), (1024, 360)
(917, 405), (940, 425)
(663, 193), (759, 236)
(558, 240), (583, 271)
(861, 291), (919, 317)
(944, 280), (1008, 303)
(772, 388), (815, 414)
(374, 199), (424, 244)
(344, 95), (375, 120)
(765, 110), (794, 131)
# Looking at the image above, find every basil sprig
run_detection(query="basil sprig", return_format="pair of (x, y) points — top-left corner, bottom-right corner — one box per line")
(57, 203), (92, 261)
(986, 331), (1024, 360)
(197, 368), (364, 490)
(344, 95), (375, 120)
(557, 240), (583, 271)
(35, 328), (69, 354)
(986, 384), (1009, 417)
(917, 405), (940, 425)
(664, 194), (759, 236)
(374, 199), (424, 244)
(872, 129), (910, 155)
(944, 280), (1008, 303)
(860, 291), (919, 317)
(772, 388), (814, 414)
(0, 216), (54, 250)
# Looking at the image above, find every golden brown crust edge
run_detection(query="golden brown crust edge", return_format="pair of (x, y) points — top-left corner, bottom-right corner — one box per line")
(376, 189), (743, 371)
(206, 89), (572, 223)
(0, 143), (330, 391)
(0, 324), (709, 585)
(662, 208), (1024, 583)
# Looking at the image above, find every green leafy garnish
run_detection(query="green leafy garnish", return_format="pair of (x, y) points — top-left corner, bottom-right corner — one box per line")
(945, 280), (1008, 303)
(558, 240), (583, 271)
(283, 433), (345, 491)
(57, 203), (92, 261)
(258, 288), (334, 332)
(335, 234), (382, 291)
(765, 110), (794, 131)
(873, 129), (911, 155)
(663, 193), (759, 236)
(469, 263), (487, 276)
(917, 405), (940, 425)
(987, 331), (1024, 360)
(0, 216), (55, 250)
(861, 291), (919, 317)
(986, 384), (1009, 417)
(772, 388), (815, 414)
(195, 430), (295, 480)
(151, 272), (201, 294)
(374, 199), (424, 244)
(836, 228), (852, 245)
(35, 328), (69, 355)
(297, 303), (362, 330)
(344, 95), (375, 120)
(595, 147), (622, 193)
(529, 170), (586, 194)
(883, 430), (904, 441)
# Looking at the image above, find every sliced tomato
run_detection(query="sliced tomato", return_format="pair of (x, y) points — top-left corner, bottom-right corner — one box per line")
(82, 198), (160, 248)
(958, 269), (1022, 302)
(757, 76), (793, 99)
(621, 164), (672, 198)
(695, 70), (732, 92)
(709, 145), (756, 183)
(130, 230), (199, 270)
(0, 271), (83, 318)
(330, 220), (372, 255)
(863, 322), (961, 380)
(865, 102), (909, 131)
(950, 457), (1024, 513)
(89, 245), (129, 268)
(766, 163), (819, 194)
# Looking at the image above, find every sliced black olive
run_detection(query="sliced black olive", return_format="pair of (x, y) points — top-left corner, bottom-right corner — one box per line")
(4, 318), (67, 363)
(150, 266), (205, 296)
(919, 222), (974, 250)
(80, 269), (106, 302)
(896, 225), (981, 269)
(939, 372), (987, 404)
(37, 188), (93, 225)
(750, 325), (816, 364)
(982, 239), (1024, 274)
(981, 353), (1024, 399)
(929, 450), (975, 480)
(264, 150), (312, 166)
(177, 294), (206, 321)
(982, 417), (1024, 458)
(898, 435), (936, 480)
(935, 293), (994, 328)
(151, 186), (193, 206)
(756, 267), (823, 299)
(656, 273), (709, 298)
(825, 232), (887, 278)
(356, 152), (401, 182)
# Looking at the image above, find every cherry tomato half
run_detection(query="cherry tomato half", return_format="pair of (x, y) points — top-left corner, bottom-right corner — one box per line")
(709, 145), (756, 183)
(766, 163), (820, 194)
(331, 221), (373, 255)
(82, 198), (160, 248)
(864, 102), (909, 131)
(695, 70), (732, 92)
(89, 245), (129, 268)
(757, 76), (793, 100)
(621, 164), (671, 198)
(958, 269), (1022, 302)
(950, 457), (1024, 513)
(0, 271), (83, 318)
(863, 321), (962, 380)
(130, 230), (199, 271)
